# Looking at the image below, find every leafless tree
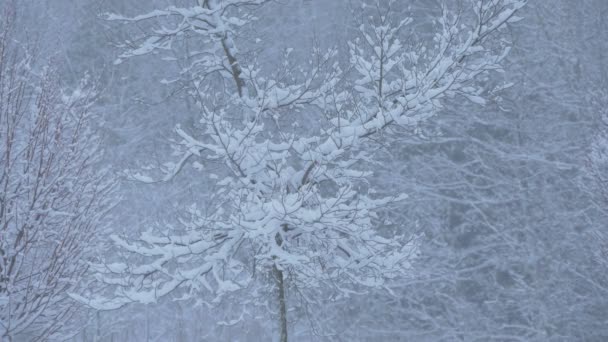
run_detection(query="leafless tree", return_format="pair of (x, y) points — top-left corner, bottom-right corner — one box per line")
(75, 0), (525, 341)
(0, 4), (116, 341)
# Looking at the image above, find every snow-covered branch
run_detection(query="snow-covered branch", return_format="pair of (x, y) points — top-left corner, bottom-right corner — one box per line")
(81, 0), (526, 340)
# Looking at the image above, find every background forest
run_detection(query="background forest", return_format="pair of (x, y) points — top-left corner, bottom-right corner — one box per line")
(1, 0), (607, 341)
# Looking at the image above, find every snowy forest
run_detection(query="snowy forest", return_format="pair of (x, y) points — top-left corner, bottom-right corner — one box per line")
(0, 0), (607, 341)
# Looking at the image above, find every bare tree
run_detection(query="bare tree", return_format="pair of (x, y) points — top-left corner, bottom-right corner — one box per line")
(0, 4), (116, 341)
(73, 0), (526, 340)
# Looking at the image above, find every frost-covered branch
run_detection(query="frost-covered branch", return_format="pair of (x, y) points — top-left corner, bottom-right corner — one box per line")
(0, 7), (116, 340)
(80, 0), (526, 340)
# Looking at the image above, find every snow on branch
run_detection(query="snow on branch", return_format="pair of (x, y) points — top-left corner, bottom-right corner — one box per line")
(79, 1), (526, 337)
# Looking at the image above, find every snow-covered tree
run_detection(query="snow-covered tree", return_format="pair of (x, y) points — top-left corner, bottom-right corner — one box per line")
(74, 0), (526, 340)
(328, 1), (608, 340)
(0, 4), (116, 341)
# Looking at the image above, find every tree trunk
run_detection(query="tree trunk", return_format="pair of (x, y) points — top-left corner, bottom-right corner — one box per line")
(145, 305), (150, 342)
(94, 310), (102, 342)
(273, 264), (288, 342)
